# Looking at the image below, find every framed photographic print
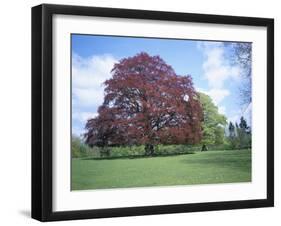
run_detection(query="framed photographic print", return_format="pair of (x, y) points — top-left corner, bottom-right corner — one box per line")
(32, 4), (274, 221)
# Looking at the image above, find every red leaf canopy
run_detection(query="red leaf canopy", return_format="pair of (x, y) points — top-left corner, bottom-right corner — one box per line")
(85, 52), (203, 146)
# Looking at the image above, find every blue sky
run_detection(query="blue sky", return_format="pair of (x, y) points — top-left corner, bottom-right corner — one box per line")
(72, 34), (251, 136)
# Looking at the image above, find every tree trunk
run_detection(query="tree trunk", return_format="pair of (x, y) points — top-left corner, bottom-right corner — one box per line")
(201, 144), (208, 152)
(145, 144), (155, 156)
(100, 146), (110, 157)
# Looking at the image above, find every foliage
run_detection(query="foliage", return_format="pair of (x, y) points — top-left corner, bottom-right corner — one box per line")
(85, 52), (203, 155)
(236, 117), (251, 149)
(82, 145), (198, 159)
(72, 149), (251, 190)
(72, 136), (87, 158)
(227, 117), (251, 149)
(73, 143), (241, 160)
(228, 121), (238, 149)
(198, 92), (227, 146)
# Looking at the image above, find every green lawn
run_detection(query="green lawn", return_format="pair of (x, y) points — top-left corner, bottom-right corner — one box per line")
(71, 149), (251, 190)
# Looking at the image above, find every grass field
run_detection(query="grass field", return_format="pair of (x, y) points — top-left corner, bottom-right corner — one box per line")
(71, 149), (251, 190)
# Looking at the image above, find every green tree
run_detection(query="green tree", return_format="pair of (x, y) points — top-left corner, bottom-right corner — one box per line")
(228, 122), (235, 137)
(228, 121), (238, 149)
(199, 92), (227, 150)
(236, 117), (251, 149)
(227, 118), (251, 150)
(72, 136), (88, 158)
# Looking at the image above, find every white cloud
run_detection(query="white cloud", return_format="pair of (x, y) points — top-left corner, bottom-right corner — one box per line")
(73, 111), (98, 124)
(218, 106), (226, 115)
(197, 42), (243, 119)
(73, 88), (104, 107)
(200, 42), (241, 89)
(207, 88), (230, 105)
(72, 53), (117, 107)
(197, 88), (229, 106)
(197, 88), (229, 117)
(228, 103), (252, 126)
(72, 126), (85, 137)
(72, 53), (118, 136)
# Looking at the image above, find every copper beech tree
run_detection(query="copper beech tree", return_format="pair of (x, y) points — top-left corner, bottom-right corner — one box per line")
(84, 52), (203, 155)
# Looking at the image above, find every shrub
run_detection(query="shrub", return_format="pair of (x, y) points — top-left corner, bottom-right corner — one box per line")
(72, 136), (86, 158)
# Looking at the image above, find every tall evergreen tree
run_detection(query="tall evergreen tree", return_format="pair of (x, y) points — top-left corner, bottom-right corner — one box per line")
(237, 117), (251, 148)
(228, 121), (238, 149)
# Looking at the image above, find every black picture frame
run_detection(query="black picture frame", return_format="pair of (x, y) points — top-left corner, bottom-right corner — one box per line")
(32, 3), (274, 222)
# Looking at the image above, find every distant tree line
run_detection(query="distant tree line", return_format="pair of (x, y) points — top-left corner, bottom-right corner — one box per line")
(228, 117), (251, 149)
